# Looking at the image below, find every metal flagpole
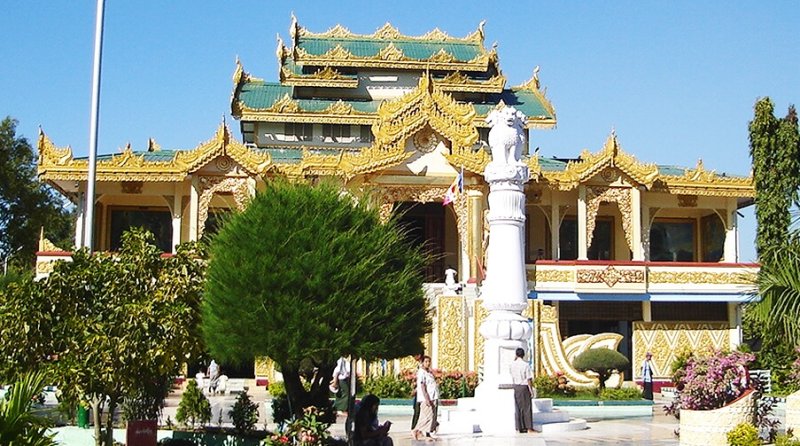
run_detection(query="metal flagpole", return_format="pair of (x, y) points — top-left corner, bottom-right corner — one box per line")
(84, 0), (106, 251)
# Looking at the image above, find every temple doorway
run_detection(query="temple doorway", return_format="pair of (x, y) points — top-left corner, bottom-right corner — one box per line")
(395, 202), (458, 282)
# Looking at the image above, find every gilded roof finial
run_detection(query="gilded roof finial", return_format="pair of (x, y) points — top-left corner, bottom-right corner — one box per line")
(147, 138), (161, 152)
(289, 12), (299, 46)
(533, 65), (540, 90)
(478, 20), (486, 42)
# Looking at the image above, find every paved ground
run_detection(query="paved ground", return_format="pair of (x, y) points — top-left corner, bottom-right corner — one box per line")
(53, 383), (684, 445)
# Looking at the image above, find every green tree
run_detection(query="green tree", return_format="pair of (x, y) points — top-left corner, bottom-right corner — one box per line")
(746, 98), (800, 372)
(0, 117), (72, 266)
(176, 379), (211, 428)
(572, 348), (630, 393)
(749, 99), (800, 259)
(0, 228), (206, 446)
(0, 371), (57, 446)
(203, 180), (430, 419)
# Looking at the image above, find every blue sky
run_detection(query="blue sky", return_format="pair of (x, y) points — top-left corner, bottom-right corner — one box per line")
(2, 1), (798, 261)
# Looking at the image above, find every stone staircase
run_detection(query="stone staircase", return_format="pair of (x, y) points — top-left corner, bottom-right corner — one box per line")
(532, 398), (587, 433)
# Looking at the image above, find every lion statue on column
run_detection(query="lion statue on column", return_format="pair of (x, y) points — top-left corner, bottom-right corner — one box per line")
(486, 106), (527, 165)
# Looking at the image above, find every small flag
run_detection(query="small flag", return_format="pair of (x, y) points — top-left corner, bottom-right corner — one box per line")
(443, 168), (463, 206)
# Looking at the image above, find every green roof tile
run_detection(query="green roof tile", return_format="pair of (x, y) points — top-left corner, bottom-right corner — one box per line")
(77, 149), (180, 162)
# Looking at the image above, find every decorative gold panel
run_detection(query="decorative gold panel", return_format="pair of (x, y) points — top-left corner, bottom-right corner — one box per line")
(576, 265), (644, 287)
(649, 271), (756, 285)
(585, 186), (634, 251)
(473, 298), (487, 372)
(437, 295), (467, 371)
(527, 268), (573, 283)
(632, 321), (730, 380)
(254, 356), (276, 382)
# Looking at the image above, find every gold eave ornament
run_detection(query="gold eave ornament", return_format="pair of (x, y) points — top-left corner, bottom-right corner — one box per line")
(37, 124), (273, 182)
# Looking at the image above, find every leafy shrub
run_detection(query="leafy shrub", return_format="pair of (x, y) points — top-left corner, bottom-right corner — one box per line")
(264, 406), (332, 446)
(533, 373), (575, 398)
(271, 395), (291, 427)
(228, 389), (259, 433)
(268, 381), (286, 398)
(673, 350), (754, 411)
(0, 371), (57, 446)
(726, 422), (759, 446)
(775, 431), (800, 446)
(396, 368), (478, 399)
(573, 348), (630, 392)
(362, 375), (413, 399)
(176, 379), (211, 428)
(599, 386), (643, 400)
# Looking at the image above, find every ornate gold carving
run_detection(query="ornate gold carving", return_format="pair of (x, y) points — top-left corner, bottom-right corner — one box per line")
(585, 186), (634, 251)
(576, 265), (645, 287)
(38, 125), (273, 182)
(648, 271), (757, 285)
(473, 298), (487, 372)
(633, 321), (730, 380)
(297, 20), (485, 43)
(266, 94), (302, 113)
(197, 176), (251, 237)
(437, 295), (467, 371)
(254, 356), (276, 382)
(438, 72), (505, 93)
(546, 132), (659, 191)
(324, 100), (356, 115)
(377, 186), (469, 250)
(512, 66), (557, 122)
(677, 194), (698, 207)
(653, 158), (754, 198)
(280, 65), (358, 88)
(294, 41), (490, 71)
(412, 127), (440, 153)
(528, 268), (573, 283)
(36, 260), (55, 274)
(121, 181), (143, 194)
(377, 43), (405, 61)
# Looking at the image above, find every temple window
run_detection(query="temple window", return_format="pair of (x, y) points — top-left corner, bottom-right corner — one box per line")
(242, 122), (256, 145)
(558, 217), (613, 261)
(359, 125), (374, 143)
(649, 219), (696, 262)
(283, 122), (313, 142)
(651, 302), (727, 321)
(322, 124), (351, 143)
(700, 214), (725, 262)
(109, 207), (172, 253)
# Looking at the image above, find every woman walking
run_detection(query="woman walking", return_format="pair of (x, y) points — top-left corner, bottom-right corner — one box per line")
(412, 355), (439, 441)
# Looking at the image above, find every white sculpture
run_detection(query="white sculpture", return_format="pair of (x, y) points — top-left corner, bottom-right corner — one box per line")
(486, 106), (527, 165)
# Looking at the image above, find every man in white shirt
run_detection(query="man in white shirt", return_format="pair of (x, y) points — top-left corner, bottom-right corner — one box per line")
(332, 357), (351, 415)
(509, 348), (535, 433)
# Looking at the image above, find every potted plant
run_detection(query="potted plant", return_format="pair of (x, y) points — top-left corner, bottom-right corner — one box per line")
(669, 350), (755, 446)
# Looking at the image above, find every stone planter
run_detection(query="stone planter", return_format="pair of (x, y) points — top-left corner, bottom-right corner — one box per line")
(786, 390), (800, 434)
(679, 389), (754, 446)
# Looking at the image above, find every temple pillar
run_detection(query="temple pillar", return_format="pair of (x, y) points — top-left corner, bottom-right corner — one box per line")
(728, 302), (742, 350)
(631, 187), (644, 260)
(642, 301), (652, 322)
(172, 184), (183, 253)
(189, 176), (199, 242)
(577, 185), (588, 260)
(550, 201), (559, 260)
(641, 202), (651, 261)
(74, 191), (85, 249)
(724, 199), (738, 262)
(467, 189), (484, 281)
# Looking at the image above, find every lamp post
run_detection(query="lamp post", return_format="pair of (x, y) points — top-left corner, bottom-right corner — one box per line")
(3, 246), (23, 276)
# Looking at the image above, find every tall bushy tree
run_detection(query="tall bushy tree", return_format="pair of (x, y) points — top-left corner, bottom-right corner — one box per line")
(0, 229), (206, 446)
(0, 117), (72, 265)
(746, 98), (800, 374)
(749, 99), (800, 259)
(203, 180), (430, 418)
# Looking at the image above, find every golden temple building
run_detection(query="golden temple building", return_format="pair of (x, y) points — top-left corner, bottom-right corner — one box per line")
(36, 18), (756, 391)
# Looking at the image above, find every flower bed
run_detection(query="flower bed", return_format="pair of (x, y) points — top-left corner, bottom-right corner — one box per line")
(680, 389), (754, 446)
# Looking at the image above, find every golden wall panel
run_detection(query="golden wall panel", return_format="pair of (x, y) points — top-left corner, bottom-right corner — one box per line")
(632, 321), (730, 380)
(437, 295), (468, 371)
(473, 298), (487, 372)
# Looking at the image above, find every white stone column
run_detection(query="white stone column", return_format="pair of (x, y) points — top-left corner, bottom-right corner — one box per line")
(641, 202), (651, 261)
(189, 176), (200, 242)
(631, 187), (644, 261)
(724, 199), (738, 262)
(74, 191), (85, 249)
(728, 302), (742, 350)
(578, 186), (588, 260)
(475, 107), (533, 434)
(550, 202), (559, 260)
(172, 184), (183, 253)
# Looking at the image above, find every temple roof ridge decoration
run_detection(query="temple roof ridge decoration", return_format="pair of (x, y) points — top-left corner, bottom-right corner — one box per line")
(291, 17), (486, 44)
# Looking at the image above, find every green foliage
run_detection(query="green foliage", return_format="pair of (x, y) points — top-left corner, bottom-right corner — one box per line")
(776, 431), (800, 446)
(0, 371), (57, 446)
(532, 374), (575, 398)
(362, 375), (413, 399)
(572, 348), (630, 392)
(203, 180), (430, 418)
(599, 387), (643, 400)
(726, 422), (760, 446)
(228, 389), (259, 433)
(436, 371), (479, 399)
(0, 229), (207, 446)
(0, 116), (73, 266)
(268, 381), (287, 398)
(176, 380), (211, 428)
(265, 406), (331, 446)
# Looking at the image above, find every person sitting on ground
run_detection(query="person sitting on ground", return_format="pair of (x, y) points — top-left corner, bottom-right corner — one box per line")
(353, 394), (393, 446)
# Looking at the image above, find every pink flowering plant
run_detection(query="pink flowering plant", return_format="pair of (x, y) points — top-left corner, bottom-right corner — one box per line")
(263, 406), (331, 446)
(674, 350), (755, 411)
